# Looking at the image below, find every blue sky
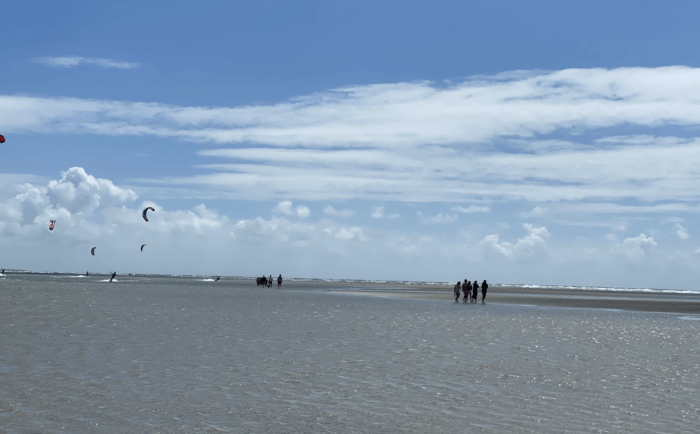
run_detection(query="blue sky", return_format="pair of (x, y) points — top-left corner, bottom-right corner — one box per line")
(3, 0), (700, 288)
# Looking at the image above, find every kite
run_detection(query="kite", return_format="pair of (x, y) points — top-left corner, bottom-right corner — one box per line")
(142, 207), (155, 222)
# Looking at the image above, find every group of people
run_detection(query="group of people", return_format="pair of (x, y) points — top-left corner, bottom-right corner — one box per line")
(454, 279), (488, 303)
(257, 274), (283, 288)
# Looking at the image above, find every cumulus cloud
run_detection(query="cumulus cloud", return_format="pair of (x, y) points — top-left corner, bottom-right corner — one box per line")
(4, 167), (700, 289)
(273, 200), (310, 218)
(480, 224), (550, 261)
(323, 205), (355, 217)
(33, 56), (139, 69)
(616, 234), (658, 259)
(387, 214), (401, 219)
(371, 206), (384, 219)
(417, 212), (458, 224)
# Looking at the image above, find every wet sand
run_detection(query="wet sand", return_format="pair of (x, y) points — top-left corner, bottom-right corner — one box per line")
(283, 281), (700, 314)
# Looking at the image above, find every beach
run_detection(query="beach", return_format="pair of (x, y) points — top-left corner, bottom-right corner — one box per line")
(316, 281), (700, 314)
(2, 274), (700, 433)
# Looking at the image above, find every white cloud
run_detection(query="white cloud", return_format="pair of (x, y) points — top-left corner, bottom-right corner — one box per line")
(480, 224), (550, 261)
(323, 205), (355, 217)
(519, 206), (548, 218)
(4, 167), (700, 289)
(371, 206), (384, 219)
(451, 205), (491, 214)
(33, 56), (139, 69)
(417, 212), (458, 224)
(676, 223), (690, 239)
(387, 214), (401, 219)
(273, 200), (310, 218)
(7, 67), (700, 206)
(616, 233), (658, 259)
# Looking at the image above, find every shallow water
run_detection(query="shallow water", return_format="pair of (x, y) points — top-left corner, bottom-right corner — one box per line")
(1, 275), (699, 433)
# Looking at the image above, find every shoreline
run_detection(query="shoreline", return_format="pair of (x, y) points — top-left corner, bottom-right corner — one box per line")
(283, 281), (700, 315)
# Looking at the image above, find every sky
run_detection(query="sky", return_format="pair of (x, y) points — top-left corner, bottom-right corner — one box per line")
(2, 0), (700, 288)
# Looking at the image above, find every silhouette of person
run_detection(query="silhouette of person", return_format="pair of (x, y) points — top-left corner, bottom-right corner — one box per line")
(482, 280), (488, 303)
(454, 281), (462, 302)
(472, 280), (479, 303)
(277, 274), (283, 288)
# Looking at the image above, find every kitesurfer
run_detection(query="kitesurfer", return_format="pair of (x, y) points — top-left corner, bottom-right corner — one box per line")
(86, 271), (89, 277)
(110, 271), (116, 282)
(214, 276), (220, 282)
(482, 280), (488, 303)
(277, 274), (282, 288)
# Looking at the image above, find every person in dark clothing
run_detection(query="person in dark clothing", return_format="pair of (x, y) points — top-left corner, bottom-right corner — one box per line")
(472, 280), (479, 303)
(454, 281), (461, 302)
(463, 279), (470, 302)
(277, 274), (283, 288)
(482, 280), (488, 303)
(109, 271), (116, 282)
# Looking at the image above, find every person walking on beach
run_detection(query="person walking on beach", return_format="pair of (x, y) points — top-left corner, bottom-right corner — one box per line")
(269, 275), (273, 288)
(481, 280), (488, 303)
(277, 274), (283, 288)
(454, 281), (462, 302)
(472, 280), (479, 303)
(464, 280), (472, 303)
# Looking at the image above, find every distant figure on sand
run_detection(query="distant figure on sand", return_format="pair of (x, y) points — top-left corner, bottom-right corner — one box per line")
(256, 276), (268, 287)
(277, 274), (282, 288)
(482, 280), (488, 303)
(454, 281), (461, 302)
(110, 272), (116, 282)
(464, 280), (471, 303)
(472, 280), (479, 303)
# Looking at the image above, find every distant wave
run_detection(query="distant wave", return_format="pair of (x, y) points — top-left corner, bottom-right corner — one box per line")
(494, 283), (700, 295)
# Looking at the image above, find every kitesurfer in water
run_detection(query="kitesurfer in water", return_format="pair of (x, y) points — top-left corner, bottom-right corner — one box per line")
(277, 274), (283, 288)
(214, 276), (220, 281)
(481, 280), (488, 303)
(86, 271), (89, 277)
(110, 272), (116, 282)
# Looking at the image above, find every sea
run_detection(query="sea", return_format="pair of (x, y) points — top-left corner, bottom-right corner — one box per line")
(2, 273), (700, 433)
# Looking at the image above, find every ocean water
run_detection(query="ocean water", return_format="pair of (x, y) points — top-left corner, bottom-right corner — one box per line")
(1, 275), (700, 433)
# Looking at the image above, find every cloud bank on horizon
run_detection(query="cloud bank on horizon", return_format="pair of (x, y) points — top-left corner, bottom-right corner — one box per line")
(3, 67), (700, 288)
(1, 166), (696, 289)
